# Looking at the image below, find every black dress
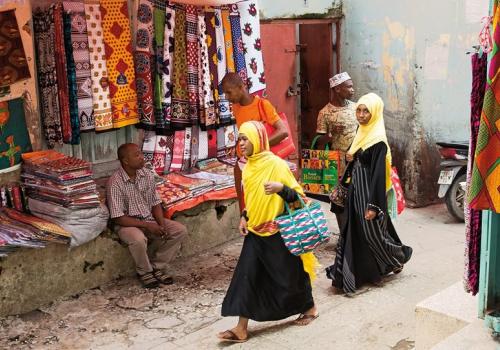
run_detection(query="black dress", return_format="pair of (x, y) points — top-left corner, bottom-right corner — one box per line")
(221, 186), (314, 321)
(326, 142), (412, 293)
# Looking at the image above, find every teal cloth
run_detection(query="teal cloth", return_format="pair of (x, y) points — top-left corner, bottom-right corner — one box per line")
(63, 12), (80, 145)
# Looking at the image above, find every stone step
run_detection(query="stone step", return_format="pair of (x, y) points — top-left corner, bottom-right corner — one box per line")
(431, 319), (499, 350)
(415, 281), (478, 350)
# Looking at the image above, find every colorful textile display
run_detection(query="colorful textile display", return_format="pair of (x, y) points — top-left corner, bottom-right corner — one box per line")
(205, 9), (219, 125)
(170, 129), (185, 171)
(186, 5), (199, 124)
(142, 130), (156, 164)
(190, 124), (200, 168)
(198, 130), (209, 159)
(163, 133), (175, 173)
(161, 3), (175, 131)
(229, 5), (247, 83)
(465, 53), (487, 295)
(198, 10), (216, 128)
(153, 0), (167, 132)
(33, 8), (64, 148)
(469, 1), (500, 213)
(0, 10), (31, 87)
(208, 129), (217, 158)
(237, 1), (266, 94)
(153, 134), (168, 174)
(62, 12), (79, 144)
(3, 207), (71, 238)
(156, 181), (190, 206)
(221, 6), (235, 73)
(214, 9), (232, 125)
(100, 0), (139, 128)
(135, 0), (156, 129)
(182, 127), (192, 170)
(0, 98), (32, 170)
(63, 1), (95, 131)
(84, 0), (113, 131)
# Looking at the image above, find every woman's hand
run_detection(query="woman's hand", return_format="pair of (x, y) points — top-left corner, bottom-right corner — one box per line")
(239, 217), (249, 236)
(264, 181), (284, 195)
(364, 209), (377, 221)
(346, 153), (354, 162)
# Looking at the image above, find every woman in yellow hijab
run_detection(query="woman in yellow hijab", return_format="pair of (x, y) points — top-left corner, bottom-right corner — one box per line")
(218, 121), (318, 343)
(326, 93), (412, 294)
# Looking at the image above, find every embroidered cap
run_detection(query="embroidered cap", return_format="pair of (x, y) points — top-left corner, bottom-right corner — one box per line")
(329, 72), (352, 88)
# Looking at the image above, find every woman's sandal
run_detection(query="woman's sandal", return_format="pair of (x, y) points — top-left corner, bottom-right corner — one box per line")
(393, 266), (404, 274)
(217, 330), (248, 343)
(138, 272), (159, 289)
(293, 313), (319, 326)
(152, 269), (174, 285)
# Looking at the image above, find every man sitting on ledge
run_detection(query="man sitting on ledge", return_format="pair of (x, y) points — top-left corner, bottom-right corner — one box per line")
(106, 143), (188, 289)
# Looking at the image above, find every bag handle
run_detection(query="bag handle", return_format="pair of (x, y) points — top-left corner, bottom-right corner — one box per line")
(310, 135), (330, 151)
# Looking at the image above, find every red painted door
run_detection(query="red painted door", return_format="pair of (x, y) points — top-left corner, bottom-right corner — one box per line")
(260, 23), (299, 160)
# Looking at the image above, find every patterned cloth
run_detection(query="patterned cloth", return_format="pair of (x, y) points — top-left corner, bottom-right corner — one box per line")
(62, 12), (78, 144)
(221, 7), (235, 73)
(214, 9), (232, 125)
(171, 4), (190, 129)
(153, 134), (168, 174)
(135, 0), (155, 129)
(205, 9), (219, 127)
(237, 1), (266, 94)
(190, 124), (199, 168)
(0, 10), (31, 87)
(182, 127), (192, 171)
(153, 0), (166, 132)
(316, 102), (358, 152)
(208, 129), (217, 158)
(100, 0), (139, 128)
(84, 0), (113, 131)
(469, 1), (500, 213)
(170, 129), (185, 172)
(0, 98), (32, 170)
(63, 1), (95, 131)
(465, 53), (487, 295)
(229, 5), (247, 83)
(163, 133), (175, 173)
(198, 10), (216, 129)
(142, 130), (155, 164)
(161, 3), (175, 131)
(198, 130), (208, 160)
(33, 8), (63, 148)
(186, 5), (199, 124)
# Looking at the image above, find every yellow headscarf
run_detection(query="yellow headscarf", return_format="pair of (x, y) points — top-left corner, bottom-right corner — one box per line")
(239, 121), (319, 281)
(348, 93), (392, 192)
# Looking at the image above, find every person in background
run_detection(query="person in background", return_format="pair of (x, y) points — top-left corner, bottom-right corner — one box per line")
(316, 72), (358, 231)
(217, 121), (318, 343)
(107, 143), (188, 289)
(325, 93), (412, 294)
(221, 73), (288, 212)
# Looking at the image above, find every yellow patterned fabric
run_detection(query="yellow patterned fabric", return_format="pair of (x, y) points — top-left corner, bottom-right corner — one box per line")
(221, 7), (235, 73)
(100, 0), (139, 128)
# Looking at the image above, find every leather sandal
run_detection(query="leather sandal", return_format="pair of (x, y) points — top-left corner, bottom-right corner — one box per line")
(152, 269), (174, 285)
(138, 272), (159, 289)
(293, 313), (319, 326)
(217, 330), (248, 343)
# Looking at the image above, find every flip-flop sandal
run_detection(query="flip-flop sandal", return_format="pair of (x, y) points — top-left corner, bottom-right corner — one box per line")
(293, 313), (319, 326)
(152, 269), (174, 285)
(393, 266), (404, 274)
(217, 330), (248, 343)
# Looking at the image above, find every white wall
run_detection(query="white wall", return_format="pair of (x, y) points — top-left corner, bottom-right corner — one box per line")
(259, 0), (336, 19)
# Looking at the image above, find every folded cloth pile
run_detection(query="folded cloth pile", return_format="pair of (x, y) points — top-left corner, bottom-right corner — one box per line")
(21, 150), (100, 209)
(156, 182), (191, 207)
(184, 170), (234, 191)
(0, 208), (71, 257)
(164, 173), (214, 198)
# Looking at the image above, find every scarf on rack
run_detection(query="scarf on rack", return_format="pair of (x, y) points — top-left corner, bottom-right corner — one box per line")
(214, 9), (232, 126)
(63, 1), (95, 132)
(84, 0), (113, 131)
(100, 0), (139, 128)
(170, 129), (185, 172)
(153, 133), (168, 174)
(229, 5), (248, 83)
(348, 93), (392, 192)
(237, 1), (266, 94)
(186, 5), (199, 124)
(135, 0), (155, 129)
(142, 130), (155, 164)
(207, 129), (217, 158)
(161, 3), (175, 131)
(221, 6), (235, 73)
(62, 11), (78, 144)
(153, 0), (166, 131)
(469, 0), (500, 213)
(163, 133), (175, 173)
(204, 9), (219, 129)
(171, 4), (190, 129)
(190, 124), (200, 168)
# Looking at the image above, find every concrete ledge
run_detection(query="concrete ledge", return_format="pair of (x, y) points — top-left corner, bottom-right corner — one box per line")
(431, 319), (500, 350)
(415, 281), (478, 350)
(0, 199), (239, 317)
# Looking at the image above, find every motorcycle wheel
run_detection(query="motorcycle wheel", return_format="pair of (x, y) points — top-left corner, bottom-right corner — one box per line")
(445, 173), (466, 222)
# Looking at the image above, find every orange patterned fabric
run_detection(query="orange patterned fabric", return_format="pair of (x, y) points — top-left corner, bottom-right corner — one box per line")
(100, 0), (139, 128)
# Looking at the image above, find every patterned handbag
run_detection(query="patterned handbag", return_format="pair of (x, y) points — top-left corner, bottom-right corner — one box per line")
(275, 197), (330, 256)
(329, 160), (354, 209)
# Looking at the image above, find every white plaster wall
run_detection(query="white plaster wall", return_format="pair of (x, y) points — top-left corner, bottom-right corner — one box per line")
(259, 0), (335, 18)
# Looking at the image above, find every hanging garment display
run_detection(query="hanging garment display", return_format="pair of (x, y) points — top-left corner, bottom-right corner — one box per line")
(205, 8), (219, 127)
(199, 9), (216, 128)
(198, 129), (208, 160)
(207, 128), (217, 158)
(186, 5), (199, 124)
(469, 4), (500, 213)
(171, 4), (190, 128)
(237, 1), (266, 94)
(142, 130), (156, 164)
(161, 3), (175, 131)
(170, 129), (186, 171)
(84, 0), (113, 132)
(135, 0), (156, 129)
(100, 0), (139, 128)
(163, 133), (175, 173)
(153, 0), (167, 131)
(214, 8), (232, 126)
(182, 126), (192, 170)
(153, 134), (168, 174)
(221, 6), (235, 73)
(33, 8), (63, 148)
(190, 124), (200, 168)
(229, 5), (247, 83)
(62, 12), (78, 144)
(0, 98), (32, 170)
(0, 10), (31, 87)
(63, 1), (95, 131)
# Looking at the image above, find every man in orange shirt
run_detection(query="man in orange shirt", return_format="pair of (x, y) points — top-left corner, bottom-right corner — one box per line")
(221, 73), (288, 212)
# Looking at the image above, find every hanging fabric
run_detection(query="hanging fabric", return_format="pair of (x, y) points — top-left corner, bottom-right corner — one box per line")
(171, 4), (190, 129)
(216, 126), (226, 158)
(198, 11), (217, 129)
(214, 9), (232, 126)
(237, 1), (266, 95)
(135, 0), (155, 129)
(63, 1), (95, 132)
(142, 130), (156, 164)
(153, 0), (167, 132)
(221, 6), (235, 73)
(229, 5), (248, 84)
(170, 129), (186, 172)
(182, 126), (192, 170)
(84, 0), (113, 132)
(153, 134), (168, 174)
(469, 1), (500, 213)
(163, 133), (175, 173)
(100, 0), (139, 128)
(186, 5), (199, 125)
(198, 129), (209, 160)
(203, 8), (218, 129)
(62, 11), (78, 144)
(161, 3), (175, 131)
(465, 53), (487, 295)
(207, 128), (217, 158)
(190, 124), (200, 167)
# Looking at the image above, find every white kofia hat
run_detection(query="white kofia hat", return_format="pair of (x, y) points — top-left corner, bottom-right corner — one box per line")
(329, 72), (351, 88)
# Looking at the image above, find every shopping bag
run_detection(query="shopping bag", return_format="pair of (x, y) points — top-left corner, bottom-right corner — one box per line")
(300, 135), (342, 196)
(391, 166), (406, 214)
(275, 197), (330, 256)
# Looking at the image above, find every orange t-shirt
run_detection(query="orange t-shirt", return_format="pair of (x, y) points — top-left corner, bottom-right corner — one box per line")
(232, 96), (280, 128)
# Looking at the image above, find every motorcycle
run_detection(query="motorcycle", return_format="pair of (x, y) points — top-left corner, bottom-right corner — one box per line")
(436, 142), (468, 222)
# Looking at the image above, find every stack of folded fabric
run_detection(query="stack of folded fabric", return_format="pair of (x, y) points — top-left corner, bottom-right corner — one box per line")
(21, 151), (100, 209)
(184, 170), (234, 191)
(164, 173), (214, 198)
(156, 182), (191, 207)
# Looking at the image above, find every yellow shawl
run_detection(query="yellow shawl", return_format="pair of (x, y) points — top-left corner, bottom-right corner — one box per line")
(348, 93), (392, 192)
(240, 121), (318, 281)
